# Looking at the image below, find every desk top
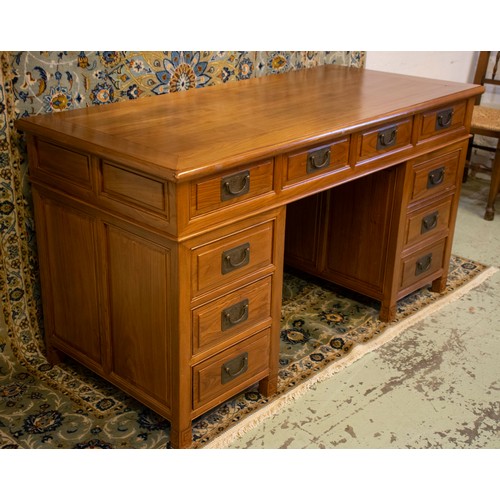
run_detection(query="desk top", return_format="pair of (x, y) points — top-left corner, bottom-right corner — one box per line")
(17, 65), (482, 181)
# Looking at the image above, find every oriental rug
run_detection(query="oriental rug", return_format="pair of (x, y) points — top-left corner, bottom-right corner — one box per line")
(0, 255), (497, 449)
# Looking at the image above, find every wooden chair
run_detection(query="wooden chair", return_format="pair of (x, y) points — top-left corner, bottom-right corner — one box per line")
(467, 51), (500, 220)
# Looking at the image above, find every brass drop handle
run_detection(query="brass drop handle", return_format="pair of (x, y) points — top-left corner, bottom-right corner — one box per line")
(308, 148), (331, 171)
(415, 253), (433, 276)
(221, 170), (250, 201)
(377, 126), (398, 150)
(435, 108), (454, 130)
(421, 211), (439, 234)
(427, 166), (445, 188)
(221, 352), (249, 384)
(221, 299), (249, 331)
(221, 243), (250, 274)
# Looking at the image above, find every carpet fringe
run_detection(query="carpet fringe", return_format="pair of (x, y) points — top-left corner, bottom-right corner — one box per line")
(204, 266), (499, 449)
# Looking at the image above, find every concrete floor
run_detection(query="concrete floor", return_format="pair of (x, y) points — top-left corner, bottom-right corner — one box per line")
(227, 174), (500, 449)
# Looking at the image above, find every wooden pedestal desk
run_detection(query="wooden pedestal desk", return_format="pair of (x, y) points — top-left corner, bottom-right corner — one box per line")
(16, 66), (482, 448)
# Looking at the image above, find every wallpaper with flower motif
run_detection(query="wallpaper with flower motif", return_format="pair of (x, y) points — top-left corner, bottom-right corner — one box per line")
(0, 51), (364, 372)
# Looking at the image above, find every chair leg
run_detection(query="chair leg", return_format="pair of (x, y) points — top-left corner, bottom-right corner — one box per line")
(484, 146), (500, 221)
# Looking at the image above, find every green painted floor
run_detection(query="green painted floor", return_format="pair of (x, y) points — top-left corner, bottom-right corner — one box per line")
(227, 174), (500, 449)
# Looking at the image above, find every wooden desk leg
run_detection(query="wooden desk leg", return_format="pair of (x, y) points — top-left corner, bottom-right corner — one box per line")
(45, 343), (66, 365)
(431, 275), (447, 293)
(168, 420), (193, 449)
(379, 302), (397, 323)
(259, 206), (285, 399)
(259, 374), (278, 397)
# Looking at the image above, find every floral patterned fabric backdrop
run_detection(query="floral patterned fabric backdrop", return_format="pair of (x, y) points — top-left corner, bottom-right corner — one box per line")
(0, 51), (365, 367)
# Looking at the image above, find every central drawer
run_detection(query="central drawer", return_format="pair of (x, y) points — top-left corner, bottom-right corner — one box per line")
(355, 118), (412, 163)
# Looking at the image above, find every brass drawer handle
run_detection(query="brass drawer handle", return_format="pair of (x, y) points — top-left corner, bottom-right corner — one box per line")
(221, 242), (250, 274)
(427, 166), (445, 188)
(421, 211), (439, 234)
(221, 170), (250, 201)
(415, 253), (433, 276)
(221, 299), (249, 331)
(377, 126), (398, 150)
(435, 108), (454, 130)
(221, 352), (249, 384)
(307, 147), (331, 173)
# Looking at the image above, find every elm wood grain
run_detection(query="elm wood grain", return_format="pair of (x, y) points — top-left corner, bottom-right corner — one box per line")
(16, 67), (483, 448)
(282, 138), (350, 187)
(409, 150), (461, 203)
(17, 66), (481, 182)
(105, 225), (172, 406)
(32, 192), (102, 368)
(192, 328), (270, 412)
(192, 276), (272, 357)
(355, 118), (413, 163)
(190, 159), (275, 217)
(285, 167), (402, 306)
(403, 196), (453, 249)
(417, 101), (467, 143)
(284, 193), (327, 274)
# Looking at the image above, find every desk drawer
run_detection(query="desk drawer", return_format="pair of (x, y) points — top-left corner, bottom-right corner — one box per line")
(191, 220), (274, 297)
(417, 101), (466, 142)
(283, 137), (350, 186)
(400, 240), (446, 291)
(190, 159), (274, 217)
(192, 277), (272, 354)
(192, 328), (270, 410)
(34, 140), (92, 189)
(356, 118), (412, 162)
(410, 149), (460, 203)
(404, 197), (452, 248)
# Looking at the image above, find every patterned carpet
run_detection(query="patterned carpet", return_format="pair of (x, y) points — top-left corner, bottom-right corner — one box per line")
(0, 255), (491, 449)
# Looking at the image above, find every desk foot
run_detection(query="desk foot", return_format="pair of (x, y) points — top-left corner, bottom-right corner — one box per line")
(46, 345), (66, 366)
(168, 425), (193, 449)
(379, 303), (396, 323)
(431, 276), (447, 293)
(259, 375), (278, 398)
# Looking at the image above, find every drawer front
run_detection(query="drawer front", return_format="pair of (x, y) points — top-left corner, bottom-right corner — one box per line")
(404, 197), (452, 248)
(410, 150), (460, 203)
(400, 240), (446, 291)
(417, 101), (467, 142)
(100, 161), (167, 213)
(192, 277), (272, 354)
(356, 118), (412, 162)
(192, 329), (270, 410)
(191, 220), (274, 297)
(283, 137), (350, 186)
(190, 159), (274, 217)
(34, 140), (92, 189)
